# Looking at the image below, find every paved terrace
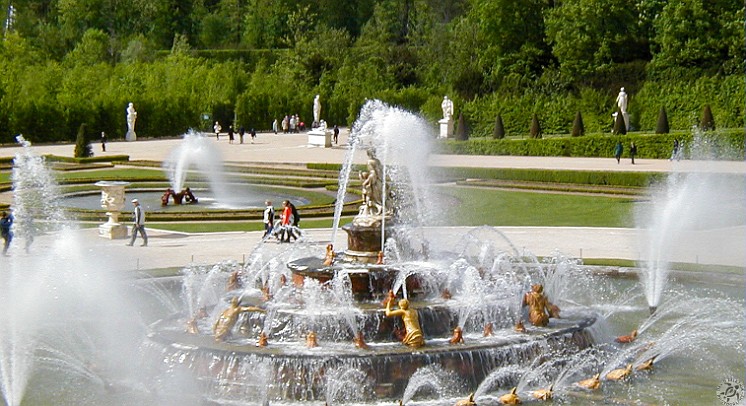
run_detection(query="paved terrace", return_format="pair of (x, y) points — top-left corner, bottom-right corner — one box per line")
(0, 131), (744, 271)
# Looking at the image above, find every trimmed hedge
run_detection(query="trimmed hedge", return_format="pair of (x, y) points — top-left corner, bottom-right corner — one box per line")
(439, 129), (744, 160)
(44, 154), (130, 163)
(433, 167), (667, 188)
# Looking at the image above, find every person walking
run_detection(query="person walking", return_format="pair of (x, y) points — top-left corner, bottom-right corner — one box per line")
(250, 128), (256, 143)
(213, 121), (222, 140)
(228, 125), (235, 144)
(614, 141), (623, 164)
(100, 131), (107, 152)
(279, 200), (295, 243)
(629, 141), (637, 164)
(127, 199), (148, 247)
(239, 126), (245, 144)
(0, 211), (14, 256)
(262, 201), (275, 240)
(333, 125), (339, 144)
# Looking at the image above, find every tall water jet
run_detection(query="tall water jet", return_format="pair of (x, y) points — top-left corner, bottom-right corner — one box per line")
(635, 128), (746, 311)
(162, 130), (248, 207)
(331, 100), (438, 246)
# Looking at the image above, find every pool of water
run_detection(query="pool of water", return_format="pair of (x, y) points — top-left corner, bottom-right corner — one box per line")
(62, 190), (311, 212)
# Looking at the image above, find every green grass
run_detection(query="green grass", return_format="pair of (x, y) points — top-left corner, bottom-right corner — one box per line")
(437, 185), (637, 227)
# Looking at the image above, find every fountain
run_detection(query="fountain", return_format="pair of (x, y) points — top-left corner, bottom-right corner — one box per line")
(0, 109), (743, 405)
(161, 129), (251, 208)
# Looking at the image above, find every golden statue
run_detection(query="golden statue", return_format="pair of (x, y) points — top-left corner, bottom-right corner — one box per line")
(227, 271), (242, 291)
(522, 284), (560, 327)
(185, 306), (209, 334)
(514, 319), (526, 333)
(306, 331), (318, 348)
(483, 322), (494, 337)
(376, 251), (384, 265)
(382, 289), (396, 307)
(575, 373), (601, 390)
(323, 244), (335, 266)
(353, 331), (369, 349)
(615, 329), (638, 343)
(530, 384), (553, 401)
(498, 387), (521, 404)
(454, 393), (477, 406)
(256, 332), (268, 347)
(636, 356), (656, 371)
(449, 326), (464, 345)
(441, 288), (452, 300)
(385, 298), (425, 348)
(213, 297), (265, 342)
(605, 364), (633, 381)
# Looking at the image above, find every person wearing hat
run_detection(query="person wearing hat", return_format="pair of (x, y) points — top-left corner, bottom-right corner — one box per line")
(127, 199), (148, 247)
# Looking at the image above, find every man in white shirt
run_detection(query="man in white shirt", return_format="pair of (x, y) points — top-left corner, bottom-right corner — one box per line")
(262, 201), (274, 240)
(127, 199), (148, 247)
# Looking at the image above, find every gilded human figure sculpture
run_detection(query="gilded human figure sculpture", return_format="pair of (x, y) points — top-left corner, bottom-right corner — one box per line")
(522, 284), (560, 327)
(358, 150), (385, 217)
(449, 326), (464, 345)
(213, 297), (265, 341)
(384, 297), (424, 348)
(323, 244), (335, 266)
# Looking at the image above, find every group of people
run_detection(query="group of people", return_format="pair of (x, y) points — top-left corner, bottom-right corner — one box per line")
(614, 141), (638, 164)
(276, 115), (305, 134)
(262, 200), (301, 243)
(213, 122), (257, 144)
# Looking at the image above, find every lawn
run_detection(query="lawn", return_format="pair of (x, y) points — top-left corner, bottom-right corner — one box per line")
(435, 186), (637, 228)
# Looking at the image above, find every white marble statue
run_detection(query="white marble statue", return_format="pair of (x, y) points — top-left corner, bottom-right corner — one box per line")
(359, 150), (385, 216)
(441, 96), (454, 121)
(126, 102), (137, 132)
(616, 88), (628, 114)
(313, 94), (321, 125)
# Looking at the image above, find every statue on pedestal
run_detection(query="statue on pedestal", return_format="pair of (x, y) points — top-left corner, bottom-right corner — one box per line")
(358, 149), (385, 217)
(313, 94), (321, 127)
(615, 87), (630, 131)
(126, 102), (138, 141)
(441, 96), (454, 121)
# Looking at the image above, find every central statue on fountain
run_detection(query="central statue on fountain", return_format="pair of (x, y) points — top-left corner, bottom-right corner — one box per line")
(356, 149), (388, 221)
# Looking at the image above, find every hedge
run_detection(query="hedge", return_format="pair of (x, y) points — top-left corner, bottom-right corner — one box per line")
(439, 129), (744, 160)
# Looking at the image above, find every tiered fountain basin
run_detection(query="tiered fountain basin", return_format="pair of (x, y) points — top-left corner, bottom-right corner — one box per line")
(146, 298), (596, 401)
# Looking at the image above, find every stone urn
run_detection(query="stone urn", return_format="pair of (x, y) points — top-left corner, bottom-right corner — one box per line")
(95, 181), (130, 239)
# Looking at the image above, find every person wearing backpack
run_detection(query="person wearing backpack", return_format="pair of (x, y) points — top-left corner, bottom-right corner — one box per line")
(262, 201), (275, 240)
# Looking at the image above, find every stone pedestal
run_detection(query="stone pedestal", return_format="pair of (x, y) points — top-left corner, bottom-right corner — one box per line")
(95, 181), (131, 239)
(126, 130), (136, 142)
(438, 118), (454, 139)
(307, 129), (331, 148)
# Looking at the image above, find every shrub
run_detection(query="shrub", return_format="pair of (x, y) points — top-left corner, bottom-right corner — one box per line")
(571, 111), (585, 137)
(530, 114), (542, 139)
(656, 107), (670, 134)
(493, 114), (505, 139)
(74, 124), (93, 158)
(455, 112), (468, 140)
(613, 109), (626, 135)
(701, 105), (715, 131)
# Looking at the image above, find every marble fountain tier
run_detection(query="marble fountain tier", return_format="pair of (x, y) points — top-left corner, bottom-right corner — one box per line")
(145, 155), (597, 403)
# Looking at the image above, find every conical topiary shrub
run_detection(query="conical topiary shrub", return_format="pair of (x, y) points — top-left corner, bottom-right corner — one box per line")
(700, 105), (715, 131)
(74, 123), (93, 158)
(571, 111), (585, 137)
(656, 106), (669, 134)
(493, 114), (505, 139)
(613, 109), (626, 135)
(455, 112), (468, 140)
(529, 114), (542, 139)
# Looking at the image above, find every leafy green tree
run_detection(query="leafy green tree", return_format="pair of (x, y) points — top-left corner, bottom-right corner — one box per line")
(651, 0), (744, 73)
(455, 112), (467, 140)
(64, 28), (110, 66)
(545, 0), (645, 79)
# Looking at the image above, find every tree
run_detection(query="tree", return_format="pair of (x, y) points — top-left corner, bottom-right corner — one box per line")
(700, 105), (715, 131)
(63, 28), (110, 66)
(493, 114), (504, 139)
(571, 111), (585, 137)
(613, 109), (626, 135)
(74, 123), (93, 158)
(529, 114), (541, 139)
(545, 0), (645, 78)
(655, 107), (669, 134)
